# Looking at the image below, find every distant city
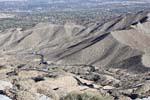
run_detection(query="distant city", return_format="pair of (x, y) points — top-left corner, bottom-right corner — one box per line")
(0, 0), (150, 12)
(0, 0), (150, 30)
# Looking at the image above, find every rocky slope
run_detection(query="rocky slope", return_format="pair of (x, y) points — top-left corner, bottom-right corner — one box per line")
(0, 11), (150, 100)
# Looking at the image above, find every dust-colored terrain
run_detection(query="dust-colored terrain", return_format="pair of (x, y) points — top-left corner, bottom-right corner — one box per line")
(0, 11), (150, 100)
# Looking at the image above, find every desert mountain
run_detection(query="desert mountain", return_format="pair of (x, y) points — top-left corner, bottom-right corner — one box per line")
(0, 11), (150, 70)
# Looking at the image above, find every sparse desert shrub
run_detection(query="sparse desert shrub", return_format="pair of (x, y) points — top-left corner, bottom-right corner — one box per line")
(60, 92), (112, 100)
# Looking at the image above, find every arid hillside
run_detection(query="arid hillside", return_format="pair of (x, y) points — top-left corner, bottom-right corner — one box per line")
(0, 11), (150, 100)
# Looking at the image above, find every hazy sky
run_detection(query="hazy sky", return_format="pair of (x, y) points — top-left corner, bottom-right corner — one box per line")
(0, 0), (149, 2)
(0, 0), (25, 1)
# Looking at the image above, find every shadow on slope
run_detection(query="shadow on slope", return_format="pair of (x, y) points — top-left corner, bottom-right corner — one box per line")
(108, 55), (150, 73)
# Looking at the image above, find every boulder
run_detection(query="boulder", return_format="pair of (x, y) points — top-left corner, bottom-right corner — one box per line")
(0, 95), (12, 100)
(0, 80), (13, 91)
